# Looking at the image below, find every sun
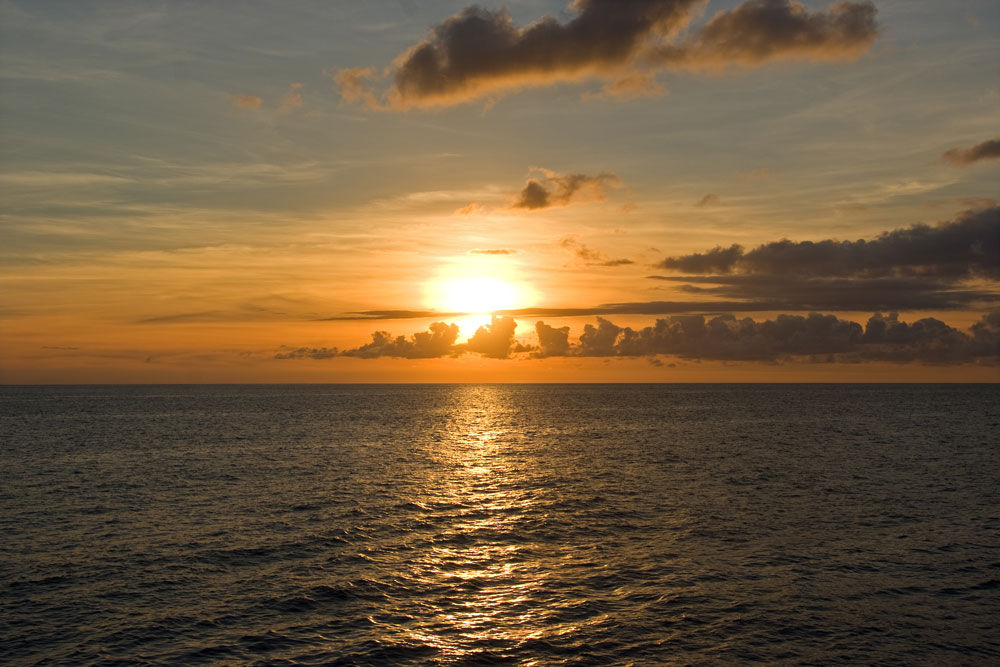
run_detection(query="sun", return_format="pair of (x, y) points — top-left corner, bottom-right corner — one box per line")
(439, 276), (523, 313)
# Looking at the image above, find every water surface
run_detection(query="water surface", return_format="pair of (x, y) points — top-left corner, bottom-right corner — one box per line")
(2, 384), (998, 664)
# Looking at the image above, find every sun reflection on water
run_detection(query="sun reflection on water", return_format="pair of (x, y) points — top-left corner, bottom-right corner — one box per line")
(399, 385), (554, 659)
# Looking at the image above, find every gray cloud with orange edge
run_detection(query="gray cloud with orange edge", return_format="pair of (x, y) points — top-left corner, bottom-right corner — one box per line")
(335, 0), (878, 110)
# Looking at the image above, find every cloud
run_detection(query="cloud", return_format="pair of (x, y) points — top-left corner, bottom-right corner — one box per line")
(278, 83), (304, 112)
(567, 311), (1000, 363)
(511, 168), (621, 210)
(340, 321), (460, 358)
(585, 70), (667, 100)
(561, 237), (634, 267)
(534, 322), (571, 357)
(696, 193), (721, 207)
(230, 94), (262, 109)
(650, 274), (998, 311)
(274, 346), (339, 360)
(337, 0), (878, 110)
(463, 316), (518, 358)
(942, 138), (1000, 166)
(469, 248), (516, 255)
(649, 0), (879, 70)
(660, 243), (743, 273)
(659, 206), (1000, 279)
(284, 311), (1000, 364)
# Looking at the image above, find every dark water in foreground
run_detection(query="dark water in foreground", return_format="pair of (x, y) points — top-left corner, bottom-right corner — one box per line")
(1, 384), (998, 665)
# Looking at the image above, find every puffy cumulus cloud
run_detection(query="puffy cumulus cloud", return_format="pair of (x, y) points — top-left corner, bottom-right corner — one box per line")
(274, 346), (339, 359)
(230, 94), (262, 109)
(942, 138), (1000, 166)
(566, 311), (1000, 363)
(512, 169), (621, 210)
(463, 316), (519, 359)
(659, 206), (1000, 279)
(283, 311), (1000, 364)
(534, 321), (571, 357)
(341, 321), (460, 359)
(650, 0), (879, 70)
(337, 0), (878, 110)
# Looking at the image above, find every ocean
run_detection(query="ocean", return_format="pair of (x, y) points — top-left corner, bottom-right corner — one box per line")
(1, 384), (998, 664)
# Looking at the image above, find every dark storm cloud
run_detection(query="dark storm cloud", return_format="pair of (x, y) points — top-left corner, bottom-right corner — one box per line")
(337, 0), (879, 109)
(512, 170), (621, 210)
(650, 0), (879, 70)
(340, 321), (460, 358)
(942, 138), (1000, 166)
(659, 207), (1000, 279)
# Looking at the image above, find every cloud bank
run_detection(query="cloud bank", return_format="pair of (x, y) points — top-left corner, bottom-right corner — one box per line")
(337, 0), (879, 109)
(652, 206), (1000, 312)
(280, 311), (1000, 364)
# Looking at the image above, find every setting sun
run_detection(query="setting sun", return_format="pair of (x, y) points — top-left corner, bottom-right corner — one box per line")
(438, 276), (522, 313)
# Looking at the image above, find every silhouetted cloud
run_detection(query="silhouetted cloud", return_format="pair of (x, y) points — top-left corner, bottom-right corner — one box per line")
(282, 311), (1000, 364)
(659, 206), (1000, 279)
(696, 193), (721, 207)
(568, 311), (1000, 363)
(337, 0), (878, 109)
(942, 138), (1000, 166)
(274, 346), (339, 359)
(512, 169), (621, 210)
(463, 316), (518, 358)
(650, 0), (879, 70)
(340, 321), (459, 358)
(230, 94), (261, 109)
(534, 321), (570, 357)
(648, 274), (999, 311)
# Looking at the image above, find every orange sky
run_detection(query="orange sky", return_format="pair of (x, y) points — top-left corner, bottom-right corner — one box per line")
(1, 0), (998, 382)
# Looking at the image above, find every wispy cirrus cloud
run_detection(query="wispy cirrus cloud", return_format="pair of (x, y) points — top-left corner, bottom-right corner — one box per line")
(230, 93), (262, 109)
(336, 0), (879, 110)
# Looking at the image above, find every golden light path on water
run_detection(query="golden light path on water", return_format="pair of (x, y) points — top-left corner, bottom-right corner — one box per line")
(402, 386), (555, 659)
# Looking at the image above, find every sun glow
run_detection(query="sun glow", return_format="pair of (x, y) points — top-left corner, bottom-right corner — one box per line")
(439, 276), (522, 314)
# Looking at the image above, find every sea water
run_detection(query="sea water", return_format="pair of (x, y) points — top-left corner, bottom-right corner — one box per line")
(2, 384), (998, 664)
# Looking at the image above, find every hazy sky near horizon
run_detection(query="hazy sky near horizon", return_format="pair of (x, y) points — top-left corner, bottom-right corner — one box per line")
(1, 0), (998, 382)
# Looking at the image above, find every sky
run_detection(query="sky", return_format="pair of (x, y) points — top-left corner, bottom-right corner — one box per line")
(1, 0), (998, 383)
